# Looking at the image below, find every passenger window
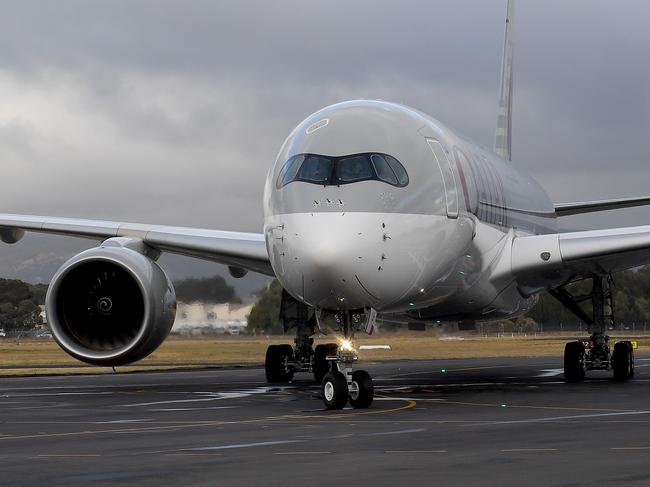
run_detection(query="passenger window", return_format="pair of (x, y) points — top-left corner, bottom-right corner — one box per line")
(297, 155), (332, 184)
(337, 155), (374, 182)
(370, 154), (399, 185)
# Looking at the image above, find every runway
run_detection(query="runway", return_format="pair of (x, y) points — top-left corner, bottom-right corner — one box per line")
(3, 356), (650, 486)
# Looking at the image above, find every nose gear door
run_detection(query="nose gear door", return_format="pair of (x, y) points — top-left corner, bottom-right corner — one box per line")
(426, 138), (459, 218)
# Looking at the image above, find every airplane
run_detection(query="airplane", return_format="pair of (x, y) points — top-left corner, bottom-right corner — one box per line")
(0, 0), (647, 409)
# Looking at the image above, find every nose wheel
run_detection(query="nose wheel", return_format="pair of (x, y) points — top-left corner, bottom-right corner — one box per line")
(320, 348), (374, 410)
(321, 371), (348, 410)
(348, 370), (374, 409)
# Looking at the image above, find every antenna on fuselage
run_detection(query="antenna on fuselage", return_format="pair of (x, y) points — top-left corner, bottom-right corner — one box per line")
(494, 0), (515, 161)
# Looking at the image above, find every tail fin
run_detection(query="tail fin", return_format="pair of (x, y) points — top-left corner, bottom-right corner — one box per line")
(494, 0), (515, 161)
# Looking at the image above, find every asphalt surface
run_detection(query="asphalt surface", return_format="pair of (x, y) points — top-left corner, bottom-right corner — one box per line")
(2, 356), (650, 487)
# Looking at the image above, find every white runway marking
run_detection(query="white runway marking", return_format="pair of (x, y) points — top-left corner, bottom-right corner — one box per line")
(164, 453), (223, 457)
(121, 397), (226, 407)
(4, 392), (115, 398)
(385, 450), (447, 453)
(93, 419), (153, 424)
(274, 451), (331, 455)
(481, 410), (650, 425)
(0, 379), (264, 393)
(120, 387), (281, 407)
(375, 380), (563, 387)
(365, 428), (426, 437)
(37, 454), (101, 458)
(190, 440), (303, 451)
(501, 448), (558, 452)
(375, 397), (446, 402)
(149, 406), (235, 412)
(536, 369), (564, 378)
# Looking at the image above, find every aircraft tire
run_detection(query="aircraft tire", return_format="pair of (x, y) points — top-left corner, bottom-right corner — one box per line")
(349, 370), (373, 409)
(321, 371), (348, 410)
(313, 343), (338, 383)
(564, 341), (586, 382)
(613, 341), (634, 381)
(265, 344), (294, 382)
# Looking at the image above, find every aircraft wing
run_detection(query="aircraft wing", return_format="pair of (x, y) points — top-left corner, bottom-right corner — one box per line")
(554, 196), (650, 217)
(511, 225), (650, 294)
(0, 213), (274, 276)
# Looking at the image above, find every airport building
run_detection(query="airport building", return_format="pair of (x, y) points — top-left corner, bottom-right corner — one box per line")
(172, 302), (253, 336)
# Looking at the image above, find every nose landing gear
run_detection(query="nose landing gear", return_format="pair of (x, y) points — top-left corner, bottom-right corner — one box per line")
(318, 310), (375, 410)
(320, 341), (374, 410)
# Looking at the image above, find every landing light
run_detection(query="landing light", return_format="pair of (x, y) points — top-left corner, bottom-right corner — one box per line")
(339, 339), (355, 352)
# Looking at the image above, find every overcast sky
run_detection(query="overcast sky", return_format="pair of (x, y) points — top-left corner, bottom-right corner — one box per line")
(1, 0), (649, 283)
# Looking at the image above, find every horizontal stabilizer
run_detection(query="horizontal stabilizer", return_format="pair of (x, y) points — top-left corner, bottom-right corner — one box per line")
(554, 196), (650, 217)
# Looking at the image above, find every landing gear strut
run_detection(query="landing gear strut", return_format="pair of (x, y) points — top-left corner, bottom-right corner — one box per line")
(264, 290), (317, 382)
(319, 311), (374, 410)
(264, 291), (376, 410)
(551, 275), (634, 382)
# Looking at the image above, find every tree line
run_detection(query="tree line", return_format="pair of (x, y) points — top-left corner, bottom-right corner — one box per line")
(0, 279), (46, 334)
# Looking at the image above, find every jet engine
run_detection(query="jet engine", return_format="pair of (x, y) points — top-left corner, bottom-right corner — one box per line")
(45, 238), (177, 366)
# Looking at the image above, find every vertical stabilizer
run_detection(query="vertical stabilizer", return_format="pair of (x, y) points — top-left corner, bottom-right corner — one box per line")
(494, 0), (515, 161)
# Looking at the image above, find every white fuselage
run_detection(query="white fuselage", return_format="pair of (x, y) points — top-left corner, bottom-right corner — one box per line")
(263, 100), (556, 322)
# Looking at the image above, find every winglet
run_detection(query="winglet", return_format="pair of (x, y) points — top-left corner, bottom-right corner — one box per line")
(494, 0), (515, 161)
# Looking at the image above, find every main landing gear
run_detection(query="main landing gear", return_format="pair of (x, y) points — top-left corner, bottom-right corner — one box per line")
(551, 275), (634, 382)
(264, 290), (375, 410)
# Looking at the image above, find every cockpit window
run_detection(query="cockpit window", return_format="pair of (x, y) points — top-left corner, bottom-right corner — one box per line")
(370, 154), (399, 185)
(297, 155), (332, 184)
(277, 152), (409, 188)
(337, 155), (374, 183)
(384, 154), (409, 186)
(278, 155), (304, 187)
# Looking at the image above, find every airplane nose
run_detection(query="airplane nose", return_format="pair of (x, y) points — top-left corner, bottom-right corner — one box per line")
(267, 211), (474, 312)
(290, 226), (358, 305)
(273, 213), (379, 309)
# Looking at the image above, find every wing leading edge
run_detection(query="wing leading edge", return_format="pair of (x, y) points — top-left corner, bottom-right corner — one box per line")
(0, 213), (274, 276)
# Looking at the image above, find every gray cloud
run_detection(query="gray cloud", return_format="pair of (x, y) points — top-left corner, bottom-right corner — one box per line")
(0, 0), (649, 284)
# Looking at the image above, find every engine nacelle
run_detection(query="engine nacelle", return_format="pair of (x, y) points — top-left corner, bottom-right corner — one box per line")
(45, 238), (177, 366)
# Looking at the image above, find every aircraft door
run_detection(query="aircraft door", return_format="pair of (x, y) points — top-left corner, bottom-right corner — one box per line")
(426, 138), (458, 218)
